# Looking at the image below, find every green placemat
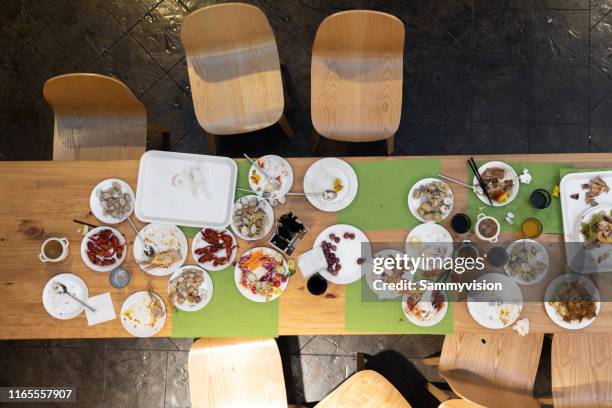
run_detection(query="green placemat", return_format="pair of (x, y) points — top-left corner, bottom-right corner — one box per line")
(338, 159), (442, 230)
(173, 159), (279, 338)
(467, 162), (574, 234)
(344, 278), (453, 334)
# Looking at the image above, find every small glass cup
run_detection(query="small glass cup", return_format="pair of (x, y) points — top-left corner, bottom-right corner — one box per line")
(109, 268), (131, 289)
(307, 273), (328, 296)
(530, 189), (552, 209)
(521, 218), (543, 239)
(451, 213), (472, 234)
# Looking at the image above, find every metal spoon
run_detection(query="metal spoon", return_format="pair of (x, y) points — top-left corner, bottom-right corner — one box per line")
(285, 190), (338, 201)
(124, 215), (155, 257)
(53, 282), (96, 312)
(243, 153), (282, 191)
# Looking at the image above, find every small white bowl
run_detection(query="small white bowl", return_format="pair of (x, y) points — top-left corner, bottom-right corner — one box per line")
(230, 195), (274, 241)
(474, 213), (500, 242)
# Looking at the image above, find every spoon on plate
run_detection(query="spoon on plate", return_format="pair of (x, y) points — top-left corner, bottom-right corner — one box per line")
(53, 282), (96, 312)
(243, 154), (282, 191)
(236, 187), (337, 201)
(124, 215), (155, 257)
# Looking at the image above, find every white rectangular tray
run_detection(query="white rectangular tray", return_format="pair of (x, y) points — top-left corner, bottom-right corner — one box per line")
(135, 150), (237, 228)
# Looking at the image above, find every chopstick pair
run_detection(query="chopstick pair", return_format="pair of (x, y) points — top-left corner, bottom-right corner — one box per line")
(467, 157), (494, 206)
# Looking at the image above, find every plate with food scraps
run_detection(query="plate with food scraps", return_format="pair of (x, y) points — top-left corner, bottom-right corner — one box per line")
(120, 291), (167, 337)
(303, 158), (358, 212)
(80, 226), (126, 272)
(408, 178), (454, 222)
(314, 224), (372, 285)
(192, 228), (238, 271)
(168, 265), (213, 312)
(402, 280), (448, 327)
(364, 249), (412, 299)
(467, 273), (523, 329)
(231, 195), (274, 241)
(42, 273), (89, 320)
(89, 179), (135, 224)
(473, 161), (519, 207)
(248, 155), (294, 197)
(544, 274), (600, 330)
(133, 224), (188, 276)
(504, 239), (549, 286)
(405, 223), (453, 272)
(234, 247), (290, 302)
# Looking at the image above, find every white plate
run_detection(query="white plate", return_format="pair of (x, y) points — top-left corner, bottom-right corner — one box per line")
(405, 223), (453, 272)
(544, 274), (601, 330)
(120, 291), (167, 337)
(42, 273), (88, 320)
(364, 249), (411, 299)
(577, 204), (612, 243)
(234, 247), (289, 302)
(168, 265), (213, 312)
(473, 161), (519, 207)
(407, 178), (454, 223)
(467, 273), (523, 329)
(80, 226), (127, 272)
(135, 150), (237, 228)
(191, 228), (238, 271)
(313, 224), (372, 284)
(231, 195), (274, 241)
(504, 239), (550, 286)
(133, 224), (187, 276)
(89, 179), (135, 224)
(248, 155), (294, 197)
(402, 281), (448, 327)
(303, 158), (358, 212)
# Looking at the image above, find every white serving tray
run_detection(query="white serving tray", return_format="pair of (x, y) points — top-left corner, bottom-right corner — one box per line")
(135, 151), (237, 228)
(560, 170), (612, 272)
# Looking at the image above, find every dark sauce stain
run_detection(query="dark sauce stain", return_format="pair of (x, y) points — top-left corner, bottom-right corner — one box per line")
(19, 220), (43, 239)
(325, 293), (336, 299)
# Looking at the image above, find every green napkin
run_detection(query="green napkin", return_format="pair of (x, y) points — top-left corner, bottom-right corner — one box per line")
(467, 162), (574, 234)
(338, 159), (442, 230)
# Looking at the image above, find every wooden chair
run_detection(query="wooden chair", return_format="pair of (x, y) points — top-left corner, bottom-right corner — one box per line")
(315, 370), (411, 408)
(311, 10), (404, 155)
(43, 73), (146, 160)
(181, 2), (292, 155)
(188, 337), (287, 408)
(432, 332), (545, 408)
(552, 333), (612, 408)
(439, 400), (480, 408)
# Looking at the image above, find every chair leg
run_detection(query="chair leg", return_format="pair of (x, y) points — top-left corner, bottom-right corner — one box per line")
(386, 136), (395, 156)
(278, 113), (293, 139)
(205, 130), (217, 155)
(310, 129), (321, 153)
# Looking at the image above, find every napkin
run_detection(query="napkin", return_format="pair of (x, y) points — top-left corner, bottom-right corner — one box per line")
(297, 247), (327, 279)
(85, 292), (116, 326)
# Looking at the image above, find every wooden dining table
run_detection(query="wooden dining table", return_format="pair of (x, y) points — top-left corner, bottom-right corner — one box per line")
(2, 153), (612, 339)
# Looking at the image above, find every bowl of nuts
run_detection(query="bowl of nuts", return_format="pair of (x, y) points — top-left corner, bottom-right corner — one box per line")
(167, 265), (213, 312)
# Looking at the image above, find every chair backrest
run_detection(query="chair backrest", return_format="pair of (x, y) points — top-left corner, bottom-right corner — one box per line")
(188, 337), (287, 408)
(43, 73), (146, 160)
(552, 333), (612, 408)
(439, 332), (544, 408)
(181, 2), (284, 135)
(315, 370), (411, 408)
(439, 399), (480, 408)
(311, 10), (404, 143)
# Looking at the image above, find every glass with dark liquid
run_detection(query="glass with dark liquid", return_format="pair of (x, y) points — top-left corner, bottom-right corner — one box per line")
(530, 189), (551, 209)
(451, 213), (472, 234)
(307, 273), (328, 296)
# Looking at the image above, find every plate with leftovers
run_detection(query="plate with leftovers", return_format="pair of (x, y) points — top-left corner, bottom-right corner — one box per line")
(544, 274), (600, 330)
(42, 273), (89, 320)
(402, 280), (448, 327)
(80, 226), (126, 272)
(120, 291), (167, 337)
(365, 249), (412, 299)
(467, 273), (523, 329)
(303, 158), (358, 212)
(234, 247), (290, 302)
(313, 224), (372, 285)
(248, 155), (293, 197)
(231, 195), (274, 241)
(579, 205), (612, 244)
(504, 239), (549, 285)
(89, 179), (135, 224)
(192, 228), (238, 271)
(408, 178), (454, 223)
(473, 161), (519, 206)
(405, 223), (453, 272)
(168, 265), (213, 312)
(133, 224), (188, 276)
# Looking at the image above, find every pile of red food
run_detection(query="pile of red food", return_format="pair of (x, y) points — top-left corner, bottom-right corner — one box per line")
(86, 229), (124, 266)
(194, 228), (235, 267)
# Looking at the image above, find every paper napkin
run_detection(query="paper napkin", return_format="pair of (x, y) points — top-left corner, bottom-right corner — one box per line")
(85, 292), (116, 326)
(296, 247), (327, 279)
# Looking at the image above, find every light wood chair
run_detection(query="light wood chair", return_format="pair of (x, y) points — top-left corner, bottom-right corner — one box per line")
(552, 333), (612, 408)
(432, 332), (545, 408)
(181, 2), (292, 155)
(439, 400), (480, 408)
(315, 370), (411, 408)
(311, 10), (404, 155)
(188, 337), (287, 408)
(43, 73), (147, 160)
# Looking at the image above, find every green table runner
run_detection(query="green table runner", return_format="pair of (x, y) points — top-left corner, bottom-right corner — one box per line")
(173, 160), (279, 338)
(467, 162), (574, 234)
(338, 159), (442, 230)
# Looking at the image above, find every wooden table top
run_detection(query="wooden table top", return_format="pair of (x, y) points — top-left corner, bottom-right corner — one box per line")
(2, 153), (612, 339)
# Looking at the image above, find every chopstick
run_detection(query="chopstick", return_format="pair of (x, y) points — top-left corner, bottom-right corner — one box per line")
(438, 174), (476, 190)
(468, 157), (494, 206)
(73, 219), (98, 229)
